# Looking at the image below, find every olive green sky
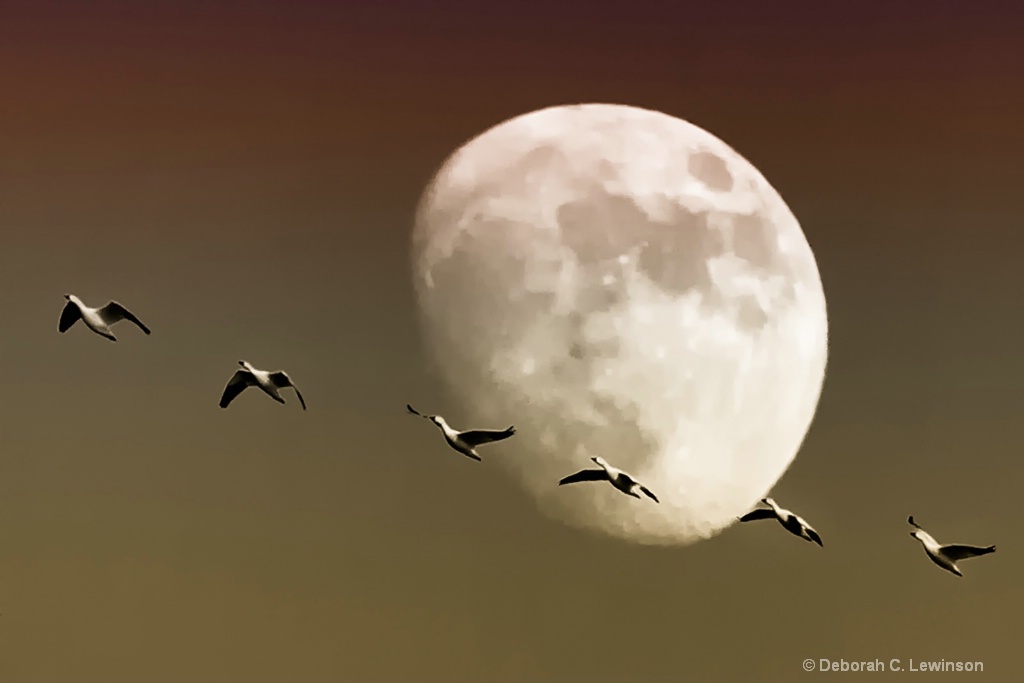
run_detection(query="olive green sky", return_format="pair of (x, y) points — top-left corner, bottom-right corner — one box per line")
(1, 1), (1022, 681)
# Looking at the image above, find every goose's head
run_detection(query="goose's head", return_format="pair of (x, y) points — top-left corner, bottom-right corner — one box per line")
(908, 516), (923, 538)
(429, 416), (446, 428)
(63, 294), (70, 300)
(591, 456), (609, 468)
(762, 497), (776, 507)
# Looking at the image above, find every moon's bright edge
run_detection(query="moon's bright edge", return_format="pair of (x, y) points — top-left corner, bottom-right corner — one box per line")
(411, 103), (828, 545)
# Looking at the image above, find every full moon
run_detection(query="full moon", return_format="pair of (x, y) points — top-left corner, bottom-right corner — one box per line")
(410, 103), (828, 545)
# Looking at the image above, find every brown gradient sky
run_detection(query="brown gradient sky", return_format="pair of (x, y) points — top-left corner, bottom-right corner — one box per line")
(2, 1), (1023, 680)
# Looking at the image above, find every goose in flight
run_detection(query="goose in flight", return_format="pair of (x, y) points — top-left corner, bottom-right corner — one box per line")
(558, 456), (659, 503)
(220, 361), (306, 410)
(739, 497), (823, 546)
(406, 404), (515, 462)
(58, 294), (151, 342)
(908, 516), (995, 577)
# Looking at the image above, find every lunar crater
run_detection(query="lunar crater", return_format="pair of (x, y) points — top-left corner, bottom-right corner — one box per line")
(555, 194), (652, 265)
(688, 150), (735, 192)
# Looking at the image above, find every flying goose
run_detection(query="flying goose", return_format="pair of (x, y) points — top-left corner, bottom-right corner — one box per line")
(58, 294), (151, 342)
(220, 361), (306, 410)
(558, 456), (659, 503)
(406, 404), (515, 461)
(739, 497), (823, 546)
(908, 516), (995, 577)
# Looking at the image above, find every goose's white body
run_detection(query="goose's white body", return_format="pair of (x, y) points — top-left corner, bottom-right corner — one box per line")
(406, 404), (515, 461)
(220, 361), (306, 410)
(59, 294), (151, 342)
(739, 497), (823, 546)
(559, 456), (659, 503)
(908, 516), (995, 578)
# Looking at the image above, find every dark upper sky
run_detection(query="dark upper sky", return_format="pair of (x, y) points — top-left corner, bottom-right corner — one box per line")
(1, 1), (1022, 680)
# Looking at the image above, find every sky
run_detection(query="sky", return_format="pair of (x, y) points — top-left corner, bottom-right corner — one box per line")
(1, 1), (1023, 680)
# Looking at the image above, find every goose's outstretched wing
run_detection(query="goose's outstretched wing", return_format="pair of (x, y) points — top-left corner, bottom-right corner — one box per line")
(99, 301), (151, 334)
(739, 508), (777, 522)
(220, 370), (255, 408)
(558, 469), (608, 486)
(460, 426), (515, 447)
(269, 372), (306, 410)
(639, 485), (660, 503)
(407, 404), (426, 417)
(944, 544), (995, 561)
(58, 301), (81, 332)
(269, 372), (292, 388)
(806, 526), (824, 547)
(927, 553), (961, 576)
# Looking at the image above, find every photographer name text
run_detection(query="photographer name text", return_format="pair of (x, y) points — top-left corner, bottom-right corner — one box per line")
(804, 658), (984, 673)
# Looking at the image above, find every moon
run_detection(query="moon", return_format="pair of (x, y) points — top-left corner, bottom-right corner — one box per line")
(410, 103), (828, 545)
